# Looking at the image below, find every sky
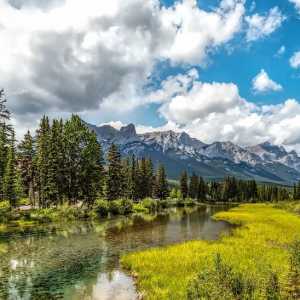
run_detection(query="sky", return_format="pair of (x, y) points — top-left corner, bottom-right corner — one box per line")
(1, 0), (300, 151)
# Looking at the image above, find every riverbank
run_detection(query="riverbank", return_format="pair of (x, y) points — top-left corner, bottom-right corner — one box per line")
(0, 198), (203, 230)
(121, 202), (300, 299)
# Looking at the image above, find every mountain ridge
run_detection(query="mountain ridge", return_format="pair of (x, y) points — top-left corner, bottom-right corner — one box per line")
(87, 123), (300, 185)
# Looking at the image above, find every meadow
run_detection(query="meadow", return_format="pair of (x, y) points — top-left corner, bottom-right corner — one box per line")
(121, 203), (300, 299)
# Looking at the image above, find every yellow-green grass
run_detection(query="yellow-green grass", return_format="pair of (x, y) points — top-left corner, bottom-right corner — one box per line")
(121, 203), (300, 299)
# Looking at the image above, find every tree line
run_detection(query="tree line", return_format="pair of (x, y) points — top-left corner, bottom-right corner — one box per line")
(0, 89), (299, 208)
(177, 171), (294, 203)
(0, 92), (169, 207)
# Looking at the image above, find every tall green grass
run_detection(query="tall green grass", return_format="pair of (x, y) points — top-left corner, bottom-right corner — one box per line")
(121, 203), (300, 299)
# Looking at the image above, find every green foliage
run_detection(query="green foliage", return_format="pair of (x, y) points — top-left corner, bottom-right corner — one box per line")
(106, 144), (122, 201)
(122, 204), (300, 299)
(141, 198), (158, 213)
(29, 205), (89, 223)
(18, 130), (35, 205)
(153, 164), (169, 200)
(94, 199), (109, 216)
(189, 173), (198, 199)
(187, 254), (256, 300)
(180, 171), (189, 199)
(109, 200), (122, 215)
(3, 134), (18, 206)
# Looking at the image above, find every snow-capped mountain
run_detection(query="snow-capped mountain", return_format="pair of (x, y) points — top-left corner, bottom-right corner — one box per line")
(87, 123), (300, 184)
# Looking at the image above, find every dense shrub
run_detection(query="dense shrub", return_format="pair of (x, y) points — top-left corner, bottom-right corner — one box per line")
(187, 254), (260, 299)
(0, 201), (11, 222)
(95, 199), (109, 216)
(141, 198), (158, 213)
(109, 200), (124, 215)
(133, 203), (149, 213)
(121, 199), (133, 215)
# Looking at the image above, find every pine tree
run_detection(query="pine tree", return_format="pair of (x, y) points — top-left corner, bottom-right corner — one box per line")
(145, 159), (154, 197)
(3, 132), (17, 206)
(0, 90), (11, 200)
(154, 164), (169, 200)
(180, 171), (189, 199)
(189, 173), (199, 199)
(198, 176), (207, 201)
(36, 116), (51, 207)
(64, 115), (103, 205)
(139, 157), (152, 200)
(18, 131), (36, 205)
(121, 157), (131, 199)
(80, 127), (103, 206)
(106, 143), (122, 201)
(0, 89), (12, 135)
(47, 119), (64, 205)
(0, 128), (8, 200)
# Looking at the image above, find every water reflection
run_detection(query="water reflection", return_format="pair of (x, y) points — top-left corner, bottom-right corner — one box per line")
(0, 205), (233, 299)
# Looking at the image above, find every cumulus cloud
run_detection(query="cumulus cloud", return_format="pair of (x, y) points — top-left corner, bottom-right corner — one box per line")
(290, 51), (300, 69)
(0, 0), (245, 123)
(290, 0), (300, 13)
(142, 70), (300, 150)
(160, 0), (245, 65)
(245, 7), (285, 42)
(252, 69), (282, 93)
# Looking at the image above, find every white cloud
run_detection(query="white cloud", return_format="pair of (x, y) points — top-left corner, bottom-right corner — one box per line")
(275, 45), (285, 57)
(290, 0), (300, 13)
(160, 0), (245, 65)
(145, 70), (300, 150)
(0, 0), (245, 122)
(252, 69), (282, 93)
(290, 51), (300, 69)
(245, 7), (285, 42)
(160, 81), (245, 124)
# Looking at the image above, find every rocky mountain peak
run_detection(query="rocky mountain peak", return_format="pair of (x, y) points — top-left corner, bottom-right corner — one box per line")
(120, 123), (137, 138)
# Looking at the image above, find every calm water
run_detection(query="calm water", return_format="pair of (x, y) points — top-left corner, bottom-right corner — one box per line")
(0, 205), (233, 300)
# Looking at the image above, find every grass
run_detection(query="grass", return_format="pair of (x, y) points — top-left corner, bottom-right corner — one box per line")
(121, 203), (300, 299)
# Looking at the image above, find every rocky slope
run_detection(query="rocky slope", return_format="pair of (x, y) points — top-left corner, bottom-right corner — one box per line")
(87, 123), (300, 184)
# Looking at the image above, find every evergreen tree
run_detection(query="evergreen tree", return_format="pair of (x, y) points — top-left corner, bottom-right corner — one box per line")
(294, 181), (300, 200)
(79, 126), (103, 205)
(154, 164), (169, 200)
(64, 115), (103, 205)
(0, 128), (8, 200)
(3, 132), (17, 206)
(180, 171), (189, 199)
(47, 119), (64, 205)
(222, 177), (238, 202)
(198, 176), (207, 201)
(189, 173), (199, 199)
(18, 131), (36, 205)
(106, 143), (122, 201)
(0, 90), (11, 200)
(36, 116), (51, 207)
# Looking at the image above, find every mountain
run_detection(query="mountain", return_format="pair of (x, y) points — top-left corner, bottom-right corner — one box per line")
(87, 123), (300, 185)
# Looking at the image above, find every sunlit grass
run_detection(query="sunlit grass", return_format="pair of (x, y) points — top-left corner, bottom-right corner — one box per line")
(121, 203), (300, 299)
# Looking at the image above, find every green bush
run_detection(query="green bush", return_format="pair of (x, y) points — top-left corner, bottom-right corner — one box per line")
(141, 198), (158, 212)
(133, 203), (149, 213)
(95, 199), (109, 216)
(121, 199), (133, 215)
(0, 201), (11, 222)
(109, 200), (124, 215)
(187, 254), (255, 299)
(18, 198), (30, 206)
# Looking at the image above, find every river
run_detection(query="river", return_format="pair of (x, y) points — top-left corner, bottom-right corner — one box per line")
(0, 205), (233, 300)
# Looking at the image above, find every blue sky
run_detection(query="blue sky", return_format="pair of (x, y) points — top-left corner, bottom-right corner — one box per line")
(1, 0), (300, 150)
(107, 0), (300, 129)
